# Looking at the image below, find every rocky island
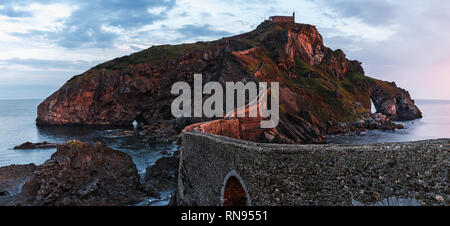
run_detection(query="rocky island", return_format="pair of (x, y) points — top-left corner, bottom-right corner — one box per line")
(36, 20), (421, 144)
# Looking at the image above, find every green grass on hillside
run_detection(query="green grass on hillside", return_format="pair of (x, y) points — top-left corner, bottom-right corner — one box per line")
(93, 41), (216, 71)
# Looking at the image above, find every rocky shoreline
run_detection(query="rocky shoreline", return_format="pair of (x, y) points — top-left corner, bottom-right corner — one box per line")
(0, 141), (179, 206)
(326, 113), (404, 136)
(13, 142), (63, 150)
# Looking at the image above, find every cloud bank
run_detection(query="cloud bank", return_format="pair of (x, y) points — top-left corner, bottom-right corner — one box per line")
(0, 0), (448, 99)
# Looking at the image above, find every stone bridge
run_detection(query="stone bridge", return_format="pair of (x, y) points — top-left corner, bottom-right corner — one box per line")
(176, 131), (449, 206)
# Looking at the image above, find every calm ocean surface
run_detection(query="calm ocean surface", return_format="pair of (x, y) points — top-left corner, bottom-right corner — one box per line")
(0, 99), (449, 168)
(0, 99), (178, 174)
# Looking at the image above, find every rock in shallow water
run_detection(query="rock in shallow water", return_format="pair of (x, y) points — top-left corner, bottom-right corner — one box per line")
(13, 142), (62, 150)
(142, 150), (180, 198)
(370, 81), (422, 121)
(5, 141), (146, 206)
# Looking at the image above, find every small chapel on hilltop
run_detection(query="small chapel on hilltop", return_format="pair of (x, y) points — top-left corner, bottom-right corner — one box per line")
(269, 12), (295, 23)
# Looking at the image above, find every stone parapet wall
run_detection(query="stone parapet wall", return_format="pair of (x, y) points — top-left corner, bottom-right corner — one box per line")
(177, 132), (449, 206)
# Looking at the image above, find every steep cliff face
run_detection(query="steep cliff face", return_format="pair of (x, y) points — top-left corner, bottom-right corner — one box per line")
(37, 21), (422, 144)
(370, 80), (422, 121)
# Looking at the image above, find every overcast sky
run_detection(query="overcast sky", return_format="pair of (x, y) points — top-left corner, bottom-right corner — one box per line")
(0, 0), (449, 99)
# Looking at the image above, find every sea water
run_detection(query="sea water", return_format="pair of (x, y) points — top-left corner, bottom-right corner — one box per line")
(0, 99), (177, 175)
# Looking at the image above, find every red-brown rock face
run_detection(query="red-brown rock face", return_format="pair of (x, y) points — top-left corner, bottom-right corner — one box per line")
(370, 81), (422, 121)
(262, 23), (325, 70)
(36, 20), (422, 144)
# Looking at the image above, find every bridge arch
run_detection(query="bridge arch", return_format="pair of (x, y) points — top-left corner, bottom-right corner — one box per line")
(221, 170), (251, 206)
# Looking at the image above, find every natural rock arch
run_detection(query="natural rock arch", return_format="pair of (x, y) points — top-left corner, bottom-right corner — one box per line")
(221, 171), (251, 206)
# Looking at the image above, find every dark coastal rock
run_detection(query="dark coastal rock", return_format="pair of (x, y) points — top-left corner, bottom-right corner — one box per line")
(142, 150), (180, 197)
(2, 141), (183, 206)
(138, 120), (179, 144)
(370, 81), (422, 121)
(13, 142), (61, 150)
(36, 20), (422, 144)
(168, 189), (178, 206)
(106, 129), (135, 137)
(0, 164), (36, 205)
(327, 113), (404, 135)
(13, 141), (145, 206)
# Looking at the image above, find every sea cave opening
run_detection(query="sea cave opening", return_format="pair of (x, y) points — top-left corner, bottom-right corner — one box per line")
(223, 176), (248, 206)
(132, 113), (146, 130)
(371, 98), (377, 114)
